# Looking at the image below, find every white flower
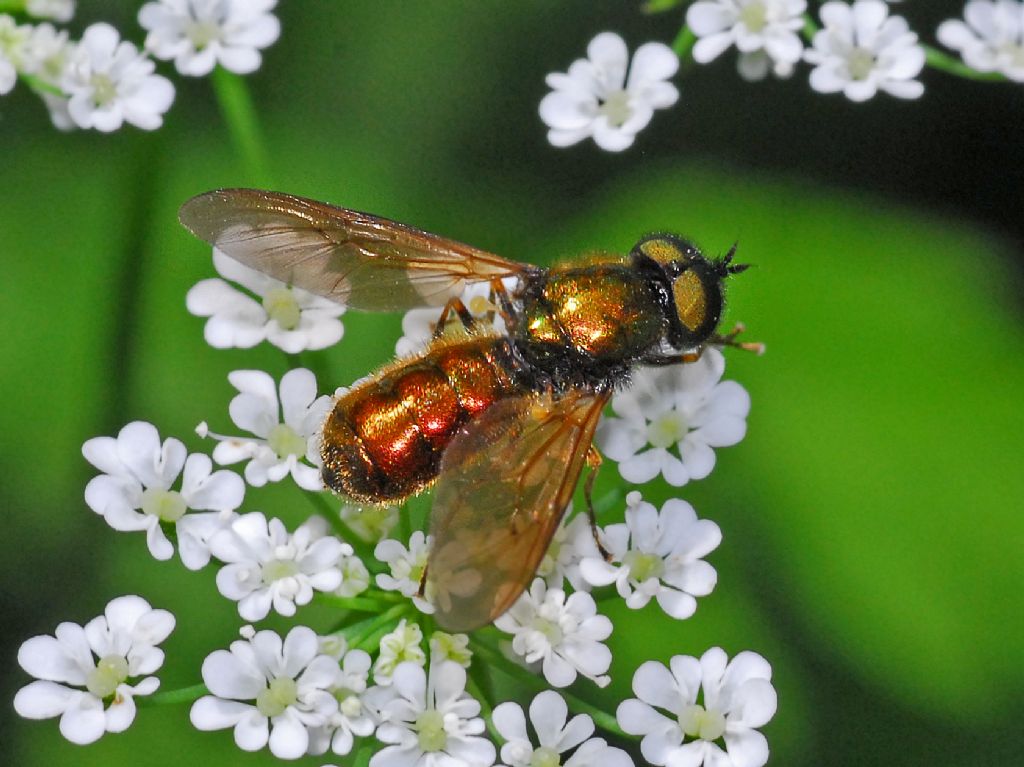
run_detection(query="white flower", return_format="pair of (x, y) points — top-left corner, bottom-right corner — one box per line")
(371, 661), (496, 767)
(20, 22), (75, 128)
(537, 511), (598, 592)
(209, 513), (348, 620)
(395, 277), (517, 357)
(493, 690), (633, 767)
(14, 596), (174, 745)
(335, 551), (371, 598)
(494, 579), (612, 688)
(596, 348), (749, 487)
(687, 0), (807, 80)
(340, 502), (399, 542)
(429, 632), (472, 668)
(804, 0), (925, 101)
(580, 492), (721, 620)
(373, 619), (427, 685)
(61, 23), (174, 132)
(187, 248), (345, 353)
(375, 531), (434, 613)
(139, 0), (280, 77)
(202, 367), (332, 490)
(617, 648), (777, 767)
(540, 31), (679, 152)
(0, 21), (21, 95)
(938, 0), (1024, 82)
(26, 0), (75, 23)
(307, 642), (377, 757)
(191, 625), (339, 760)
(83, 421), (244, 570)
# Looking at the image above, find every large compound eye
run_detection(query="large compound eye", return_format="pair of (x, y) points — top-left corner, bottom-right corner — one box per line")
(637, 236), (687, 265)
(673, 269), (708, 332)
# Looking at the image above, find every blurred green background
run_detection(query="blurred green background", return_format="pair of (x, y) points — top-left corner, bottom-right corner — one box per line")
(3, 2), (1022, 766)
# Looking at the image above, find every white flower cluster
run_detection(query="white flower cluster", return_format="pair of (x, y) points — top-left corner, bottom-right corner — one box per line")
(0, 0), (279, 131)
(542, 3), (1024, 151)
(16, 237), (777, 767)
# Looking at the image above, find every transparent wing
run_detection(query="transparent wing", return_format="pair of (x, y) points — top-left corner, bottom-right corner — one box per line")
(179, 188), (534, 311)
(427, 389), (610, 631)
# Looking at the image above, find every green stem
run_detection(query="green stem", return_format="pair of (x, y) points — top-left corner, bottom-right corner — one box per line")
(924, 45), (1008, 82)
(20, 73), (63, 97)
(347, 603), (410, 650)
(466, 671), (502, 744)
(468, 638), (632, 740)
(210, 67), (273, 186)
(671, 25), (698, 71)
(315, 592), (405, 613)
(140, 683), (208, 706)
(303, 490), (380, 568)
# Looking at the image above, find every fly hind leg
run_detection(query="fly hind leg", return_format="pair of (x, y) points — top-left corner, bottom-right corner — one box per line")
(583, 446), (613, 562)
(433, 298), (477, 338)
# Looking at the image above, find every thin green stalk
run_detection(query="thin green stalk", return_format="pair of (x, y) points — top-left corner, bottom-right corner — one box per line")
(140, 683), (208, 707)
(672, 25), (698, 71)
(210, 67), (273, 186)
(303, 490), (380, 567)
(315, 592), (405, 613)
(347, 603), (409, 650)
(468, 638), (632, 740)
(466, 671), (503, 744)
(924, 45), (1007, 82)
(20, 73), (63, 97)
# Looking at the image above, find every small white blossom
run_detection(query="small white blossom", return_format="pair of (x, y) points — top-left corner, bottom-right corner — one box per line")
(14, 596), (174, 745)
(139, 0), (280, 77)
(27, 0), (75, 22)
(430, 632), (472, 668)
(938, 0), (1024, 82)
(373, 619), (426, 685)
(0, 14), (29, 94)
(83, 421), (244, 570)
(617, 648), (777, 767)
(395, 277), (517, 357)
(191, 625), (339, 760)
(20, 23), (75, 128)
(596, 348), (749, 487)
(187, 248), (345, 353)
(494, 690), (633, 767)
(540, 31), (679, 152)
(371, 661), (496, 767)
(201, 367), (332, 490)
(375, 531), (434, 614)
(340, 502), (399, 542)
(334, 551), (371, 598)
(307, 641), (377, 758)
(61, 23), (174, 131)
(687, 0), (807, 80)
(209, 513), (348, 620)
(804, 0), (925, 101)
(495, 579), (612, 688)
(580, 492), (721, 620)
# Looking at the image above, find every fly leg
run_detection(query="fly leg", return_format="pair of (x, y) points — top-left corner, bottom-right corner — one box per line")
(640, 324), (764, 367)
(433, 298), (477, 338)
(583, 446), (613, 562)
(417, 563), (429, 599)
(710, 322), (765, 355)
(486, 278), (519, 333)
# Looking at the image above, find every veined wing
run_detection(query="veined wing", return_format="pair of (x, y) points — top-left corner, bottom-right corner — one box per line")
(426, 389), (609, 632)
(179, 188), (535, 311)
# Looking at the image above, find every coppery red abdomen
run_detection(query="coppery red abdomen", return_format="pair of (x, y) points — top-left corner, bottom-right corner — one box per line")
(320, 337), (517, 503)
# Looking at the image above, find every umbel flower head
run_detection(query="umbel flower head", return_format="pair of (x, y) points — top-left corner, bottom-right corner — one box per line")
(938, 0), (1024, 82)
(540, 31), (679, 151)
(14, 596), (174, 745)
